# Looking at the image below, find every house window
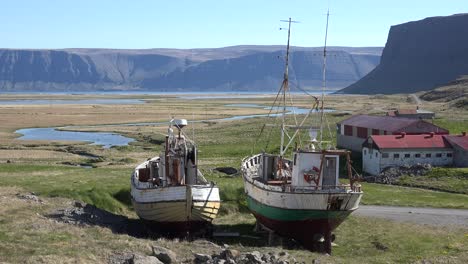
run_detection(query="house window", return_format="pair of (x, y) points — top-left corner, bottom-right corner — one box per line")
(393, 153), (400, 158)
(364, 149), (367, 155)
(404, 154), (410, 158)
(344, 125), (353, 136)
(447, 153), (453, 157)
(436, 153), (442, 158)
(426, 153), (431, 158)
(357, 127), (368, 139)
(375, 152), (378, 157)
(415, 154), (421, 158)
(382, 153), (389, 158)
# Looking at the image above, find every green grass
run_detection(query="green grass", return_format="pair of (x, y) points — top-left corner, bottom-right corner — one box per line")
(433, 119), (468, 134)
(397, 167), (468, 194)
(361, 182), (468, 209)
(330, 215), (468, 263)
(0, 164), (131, 213)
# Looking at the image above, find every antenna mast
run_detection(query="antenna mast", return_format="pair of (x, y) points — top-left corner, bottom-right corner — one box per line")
(279, 17), (298, 156)
(319, 9), (330, 148)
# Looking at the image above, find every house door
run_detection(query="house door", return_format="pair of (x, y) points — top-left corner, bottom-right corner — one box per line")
(322, 157), (337, 189)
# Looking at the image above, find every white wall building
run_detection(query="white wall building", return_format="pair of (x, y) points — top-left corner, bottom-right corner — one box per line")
(362, 133), (453, 175)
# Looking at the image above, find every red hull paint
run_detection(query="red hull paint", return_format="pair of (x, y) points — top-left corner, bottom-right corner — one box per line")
(252, 211), (351, 251)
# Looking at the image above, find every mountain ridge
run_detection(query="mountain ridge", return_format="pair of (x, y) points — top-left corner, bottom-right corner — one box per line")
(0, 46), (382, 92)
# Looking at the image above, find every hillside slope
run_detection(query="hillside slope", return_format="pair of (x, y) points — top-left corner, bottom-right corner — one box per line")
(339, 14), (468, 94)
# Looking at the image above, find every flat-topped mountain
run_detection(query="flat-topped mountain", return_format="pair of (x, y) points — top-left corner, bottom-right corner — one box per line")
(0, 46), (382, 92)
(339, 14), (468, 94)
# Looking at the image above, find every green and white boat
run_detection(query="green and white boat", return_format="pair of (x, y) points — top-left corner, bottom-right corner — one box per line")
(241, 17), (363, 253)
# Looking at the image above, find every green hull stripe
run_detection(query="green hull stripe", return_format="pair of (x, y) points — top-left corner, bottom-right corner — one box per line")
(247, 196), (351, 221)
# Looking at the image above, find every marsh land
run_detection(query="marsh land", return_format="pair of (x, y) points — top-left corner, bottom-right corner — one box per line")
(0, 92), (467, 263)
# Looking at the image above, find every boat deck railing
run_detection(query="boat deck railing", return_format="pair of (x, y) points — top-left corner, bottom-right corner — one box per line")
(291, 184), (361, 193)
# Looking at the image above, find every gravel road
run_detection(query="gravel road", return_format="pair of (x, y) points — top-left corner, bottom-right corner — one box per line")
(355, 205), (468, 227)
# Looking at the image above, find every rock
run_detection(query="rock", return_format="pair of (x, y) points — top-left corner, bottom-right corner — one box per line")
(151, 246), (177, 264)
(194, 239), (222, 249)
(108, 252), (133, 264)
(244, 251), (264, 264)
(132, 254), (164, 264)
(16, 193), (43, 203)
(6, 159), (11, 163)
(371, 241), (389, 251)
(74, 200), (86, 208)
(278, 251), (288, 257)
(194, 253), (212, 263)
(312, 259), (321, 264)
(220, 249), (240, 260)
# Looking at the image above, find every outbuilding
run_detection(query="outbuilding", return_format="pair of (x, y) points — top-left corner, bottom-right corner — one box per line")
(336, 115), (448, 152)
(362, 133), (453, 175)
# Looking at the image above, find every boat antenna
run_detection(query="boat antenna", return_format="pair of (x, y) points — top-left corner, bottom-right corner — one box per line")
(319, 9), (330, 148)
(279, 17), (298, 156)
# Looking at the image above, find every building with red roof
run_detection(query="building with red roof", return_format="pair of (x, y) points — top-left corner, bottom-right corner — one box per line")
(362, 133), (454, 175)
(336, 115), (448, 152)
(444, 133), (468, 167)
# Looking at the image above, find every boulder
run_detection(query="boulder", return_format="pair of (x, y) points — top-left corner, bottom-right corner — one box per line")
(151, 246), (177, 264)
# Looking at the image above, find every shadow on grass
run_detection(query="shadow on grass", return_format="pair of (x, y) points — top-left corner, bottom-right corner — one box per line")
(45, 200), (268, 247)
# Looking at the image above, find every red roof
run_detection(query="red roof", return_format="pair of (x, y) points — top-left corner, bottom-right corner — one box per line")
(368, 134), (452, 149)
(444, 134), (468, 150)
(339, 115), (448, 133)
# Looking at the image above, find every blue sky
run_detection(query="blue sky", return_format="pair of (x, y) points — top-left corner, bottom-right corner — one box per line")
(1, 0), (467, 49)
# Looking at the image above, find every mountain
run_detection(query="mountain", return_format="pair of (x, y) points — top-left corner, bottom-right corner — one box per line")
(0, 46), (382, 92)
(339, 14), (468, 94)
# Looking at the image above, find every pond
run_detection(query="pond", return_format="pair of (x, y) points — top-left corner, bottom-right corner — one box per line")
(16, 128), (134, 149)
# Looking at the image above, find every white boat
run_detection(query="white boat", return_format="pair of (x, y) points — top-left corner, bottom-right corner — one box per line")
(131, 119), (220, 233)
(241, 17), (363, 253)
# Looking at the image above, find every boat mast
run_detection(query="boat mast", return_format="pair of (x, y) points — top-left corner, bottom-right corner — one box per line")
(319, 9), (330, 148)
(280, 17), (293, 156)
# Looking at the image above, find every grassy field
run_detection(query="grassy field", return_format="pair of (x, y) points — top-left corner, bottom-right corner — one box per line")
(397, 167), (468, 194)
(0, 93), (467, 262)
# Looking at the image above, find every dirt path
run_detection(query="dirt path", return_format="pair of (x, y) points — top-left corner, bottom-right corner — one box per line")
(355, 205), (468, 227)
(410, 93), (422, 105)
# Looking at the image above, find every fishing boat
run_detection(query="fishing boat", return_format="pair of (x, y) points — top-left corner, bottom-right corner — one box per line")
(131, 119), (220, 234)
(241, 17), (362, 253)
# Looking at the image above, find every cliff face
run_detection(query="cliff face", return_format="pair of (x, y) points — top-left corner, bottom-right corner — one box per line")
(340, 14), (468, 94)
(0, 46), (382, 92)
